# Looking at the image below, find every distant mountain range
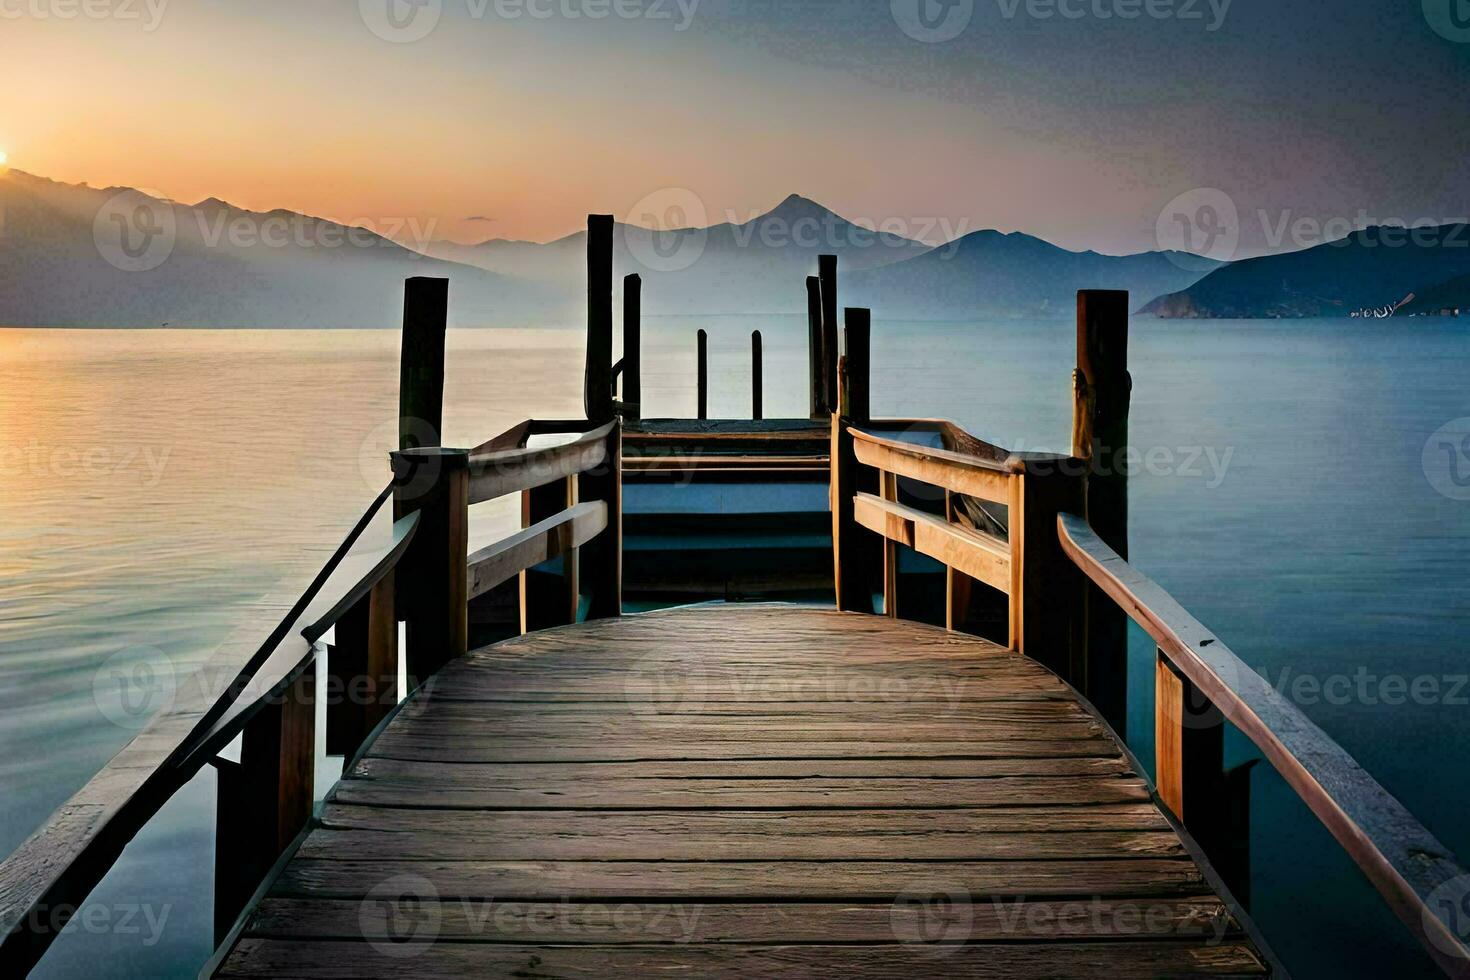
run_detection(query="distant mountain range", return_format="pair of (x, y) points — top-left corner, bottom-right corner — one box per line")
(1142, 223), (1470, 319)
(8, 167), (1458, 327)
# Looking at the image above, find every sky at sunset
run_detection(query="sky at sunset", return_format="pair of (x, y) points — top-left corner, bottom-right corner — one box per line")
(4, 0), (1469, 255)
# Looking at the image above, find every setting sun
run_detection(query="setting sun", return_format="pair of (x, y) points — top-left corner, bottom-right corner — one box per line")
(0, 151), (8, 167)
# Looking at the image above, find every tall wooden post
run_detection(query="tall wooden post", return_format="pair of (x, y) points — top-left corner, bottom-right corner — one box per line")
(586, 215), (615, 423)
(623, 273), (642, 421)
(580, 422), (622, 621)
(399, 277), (449, 450)
(1008, 460), (1086, 677)
(696, 329), (708, 420)
(806, 276), (826, 418)
(751, 330), (763, 421)
(391, 447), (469, 686)
(843, 308), (871, 422)
(819, 255), (838, 414)
(1074, 290), (1131, 734)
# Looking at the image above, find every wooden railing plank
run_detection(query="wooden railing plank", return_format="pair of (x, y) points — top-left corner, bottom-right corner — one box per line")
(850, 428), (1016, 504)
(471, 501), (608, 601)
(467, 421), (614, 505)
(1058, 512), (1470, 977)
(853, 493), (1010, 595)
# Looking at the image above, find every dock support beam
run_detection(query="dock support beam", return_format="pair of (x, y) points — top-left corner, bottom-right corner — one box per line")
(521, 478), (580, 632)
(623, 273), (641, 421)
(819, 255), (838, 415)
(392, 447), (469, 686)
(1073, 290), (1131, 734)
(326, 574), (397, 762)
(399, 277), (448, 450)
(696, 329), (708, 420)
(842, 308), (870, 422)
(752, 330), (763, 421)
(586, 214), (615, 423)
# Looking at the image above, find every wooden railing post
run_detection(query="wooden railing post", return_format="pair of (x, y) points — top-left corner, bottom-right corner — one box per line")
(585, 214), (615, 423)
(520, 477), (579, 632)
(819, 255), (838, 414)
(696, 328), (708, 420)
(1009, 461), (1086, 674)
(326, 574), (397, 762)
(1074, 289), (1131, 734)
(831, 416), (871, 613)
(399, 277), (448, 450)
(214, 667), (314, 944)
(623, 273), (641, 421)
(751, 329), (763, 421)
(579, 421), (622, 621)
(945, 490), (974, 631)
(391, 447), (469, 685)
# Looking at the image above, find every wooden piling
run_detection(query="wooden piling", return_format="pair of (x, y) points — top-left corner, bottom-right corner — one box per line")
(585, 215), (615, 423)
(844, 308), (871, 423)
(752, 330), (763, 421)
(579, 423), (622, 621)
(399, 277), (449, 450)
(697, 328), (708, 420)
(1074, 289), (1131, 734)
(819, 255), (838, 413)
(325, 574), (396, 761)
(391, 447), (469, 685)
(623, 273), (641, 421)
(806, 277), (826, 418)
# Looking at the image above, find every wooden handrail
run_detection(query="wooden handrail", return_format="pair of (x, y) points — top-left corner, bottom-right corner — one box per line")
(0, 486), (415, 974)
(467, 420), (615, 505)
(1057, 512), (1470, 977)
(853, 492), (1010, 594)
(468, 500), (607, 600)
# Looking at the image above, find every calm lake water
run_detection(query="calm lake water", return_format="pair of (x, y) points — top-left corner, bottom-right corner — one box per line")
(1, 318), (1467, 978)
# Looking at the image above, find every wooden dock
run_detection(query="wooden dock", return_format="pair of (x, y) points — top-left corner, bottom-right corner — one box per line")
(218, 604), (1267, 978)
(2, 219), (1468, 979)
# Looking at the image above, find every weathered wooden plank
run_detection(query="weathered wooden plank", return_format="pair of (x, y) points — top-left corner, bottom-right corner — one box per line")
(467, 500), (606, 600)
(344, 756), (1136, 781)
(466, 421), (614, 505)
(363, 735), (1123, 764)
(330, 773), (1151, 810)
(299, 817), (1181, 861)
(851, 428), (1017, 504)
(855, 492), (1011, 594)
(219, 940), (1269, 979)
(271, 858), (1210, 900)
(245, 896), (1236, 944)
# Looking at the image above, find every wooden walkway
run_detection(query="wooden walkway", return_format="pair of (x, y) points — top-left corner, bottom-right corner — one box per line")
(216, 604), (1268, 978)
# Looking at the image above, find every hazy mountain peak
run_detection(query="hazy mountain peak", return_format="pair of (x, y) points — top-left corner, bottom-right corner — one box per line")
(752, 193), (843, 227)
